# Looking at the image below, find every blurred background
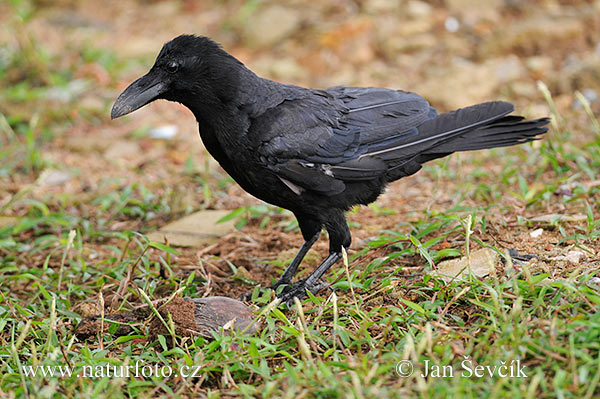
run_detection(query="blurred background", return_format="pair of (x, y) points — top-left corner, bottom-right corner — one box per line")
(0, 0), (599, 254)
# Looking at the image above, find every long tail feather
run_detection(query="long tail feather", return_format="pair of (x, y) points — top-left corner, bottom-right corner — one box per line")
(382, 102), (550, 182)
(364, 101), (515, 161)
(425, 115), (550, 154)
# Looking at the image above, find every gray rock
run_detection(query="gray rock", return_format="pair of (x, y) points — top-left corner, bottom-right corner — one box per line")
(36, 169), (73, 186)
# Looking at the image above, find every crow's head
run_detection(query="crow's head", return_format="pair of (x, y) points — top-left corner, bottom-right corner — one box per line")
(111, 35), (242, 119)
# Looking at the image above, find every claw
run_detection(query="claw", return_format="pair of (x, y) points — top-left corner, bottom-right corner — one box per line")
(242, 252), (341, 308)
(239, 291), (254, 301)
(241, 278), (331, 306)
(278, 278), (331, 307)
(240, 281), (290, 302)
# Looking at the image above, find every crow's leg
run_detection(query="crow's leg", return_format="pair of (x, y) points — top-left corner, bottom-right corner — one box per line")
(240, 216), (321, 301)
(279, 210), (351, 306)
(274, 228), (321, 287)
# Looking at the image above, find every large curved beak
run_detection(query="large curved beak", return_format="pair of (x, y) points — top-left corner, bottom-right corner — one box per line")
(111, 72), (167, 119)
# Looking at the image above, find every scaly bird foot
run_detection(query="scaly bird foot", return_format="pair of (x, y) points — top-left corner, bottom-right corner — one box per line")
(277, 278), (330, 307)
(240, 278), (330, 307)
(239, 280), (292, 302)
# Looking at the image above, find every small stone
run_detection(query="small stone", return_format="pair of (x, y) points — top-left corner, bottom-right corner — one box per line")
(525, 56), (553, 74)
(445, 17), (460, 32)
(565, 250), (585, 264)
(148, 125), (178, 139)
(36, 169), (72, 186)
(588, 277), (600, 286)
(549, 250), (586, 265)
(432, 248), (499, 282)
(147, 210), (236, 247)
(530, 228), (543, 238)
(243, 5), (302, 48)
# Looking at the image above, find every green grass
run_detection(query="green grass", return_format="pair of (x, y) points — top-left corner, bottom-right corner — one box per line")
(1, 2), (600, 398)
(2, 236), (599, 398)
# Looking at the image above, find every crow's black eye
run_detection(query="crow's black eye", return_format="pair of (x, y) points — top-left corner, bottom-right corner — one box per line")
(166, 61), (179, 73)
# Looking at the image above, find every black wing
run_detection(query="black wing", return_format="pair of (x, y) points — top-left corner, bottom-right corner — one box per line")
(249, 86), (436, 195)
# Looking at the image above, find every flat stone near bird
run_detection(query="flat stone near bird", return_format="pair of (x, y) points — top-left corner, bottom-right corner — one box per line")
(147, 209), (236, 247)
(432, 248), (499, 282)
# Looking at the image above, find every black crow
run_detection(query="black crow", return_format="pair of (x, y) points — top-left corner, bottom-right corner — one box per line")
(112, 35), (549, 304)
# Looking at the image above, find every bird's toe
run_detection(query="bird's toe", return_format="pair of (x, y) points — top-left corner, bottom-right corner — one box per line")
(277, 278), (330, 307)
(240, 291), (254, 301)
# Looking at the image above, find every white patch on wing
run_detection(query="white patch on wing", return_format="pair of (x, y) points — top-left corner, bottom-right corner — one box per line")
(278, 177), (304, 195)
(321, 164), (334, 177)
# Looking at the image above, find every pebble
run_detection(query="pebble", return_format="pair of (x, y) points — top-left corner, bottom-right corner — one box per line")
(148, 125), (178, 139)
(36, 169), (73, 186)
(445, 17), (460, 32)
(530, 228), (544, 238)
